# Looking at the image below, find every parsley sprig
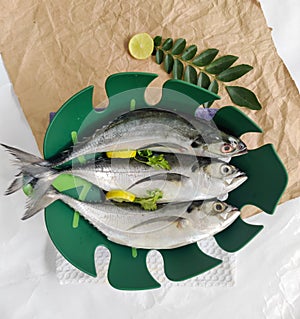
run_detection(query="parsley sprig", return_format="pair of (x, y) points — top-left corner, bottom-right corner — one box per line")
(134, 189), (163, 210)
(135, 150), (171, 170)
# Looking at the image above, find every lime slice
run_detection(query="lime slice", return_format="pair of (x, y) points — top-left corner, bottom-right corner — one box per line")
(106, 150), (137, 158)
(106, 190), (136, 202)
(128, 33), (154, 60)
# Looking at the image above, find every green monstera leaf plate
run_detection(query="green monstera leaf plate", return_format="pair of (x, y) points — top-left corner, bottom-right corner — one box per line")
(43, 72), (288, 290)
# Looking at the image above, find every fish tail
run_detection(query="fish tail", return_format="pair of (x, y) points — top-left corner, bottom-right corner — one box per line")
(1, 143), (59, 200)
(1, 143), (50, 166)
(22, 186), (60, 220)
(4, 172), (24, 195)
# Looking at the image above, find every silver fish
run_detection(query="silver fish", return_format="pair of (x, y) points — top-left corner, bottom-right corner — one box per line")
(23, 187), (240, 250)
(1, 108), (247, 208)
(44, 108), (247, 167)
(2, 145), (247, 206)
(69, 155), (247, 202)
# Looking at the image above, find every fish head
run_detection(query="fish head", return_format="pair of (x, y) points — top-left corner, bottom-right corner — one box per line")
(187, 200), (240, 234)
(202, 162), (248, 192)
(191, 132), (247, 158)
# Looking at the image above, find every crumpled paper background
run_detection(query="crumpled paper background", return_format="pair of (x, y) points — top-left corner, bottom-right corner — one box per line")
(0, 0), (299, 217)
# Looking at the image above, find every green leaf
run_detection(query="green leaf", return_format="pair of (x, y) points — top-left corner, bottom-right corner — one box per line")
(171, 38), (186, 55)
(136, 150), (171, 170)
(155, 49), (164, 64)
(164, 54), (174, 74)
(147, 154), (171, 170)
(217, 64), (253, 82)
(162, 38), (173, 50)
(192, 48), (219, 67)
(172, 59), (184, 79)
(134, 190), (163, 211)
(197, 72), (211, 89)
(138, 150), (153, 157)
(205, 55), (238, 74)
(153, 36), (162, 47)
(226, 86), (262, 110)
(204, 80), (219, 108)
(181, 45), (197, 61)
(208, 79), (219, 93)
(184, 65), (197, 84)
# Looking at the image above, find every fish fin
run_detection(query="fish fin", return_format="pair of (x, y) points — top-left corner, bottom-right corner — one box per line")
(1, 143), (48, 166)
(1, 143), (58, 201)
(22, 186), (59, 220)
(127, 173), (190, 190)
(4, 173), (24, 195)
(140, 142), (187, 152)
(126, 216), (180, 232)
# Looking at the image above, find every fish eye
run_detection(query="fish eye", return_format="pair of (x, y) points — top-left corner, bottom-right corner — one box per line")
(213, 202), (225, 212)
(220, 164), (231, 175)
(221, 143), (234, 153)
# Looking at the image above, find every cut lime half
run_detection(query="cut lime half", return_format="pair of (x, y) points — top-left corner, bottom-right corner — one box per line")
(128, 33), (154, 60)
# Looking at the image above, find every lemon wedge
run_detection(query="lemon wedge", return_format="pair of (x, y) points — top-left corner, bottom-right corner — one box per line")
(106, 190), (136, 202)
(128, 33), (154, 60)
(106, 150), (137, 158)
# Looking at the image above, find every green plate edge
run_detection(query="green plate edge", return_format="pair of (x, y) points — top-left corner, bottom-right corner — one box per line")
(43, 72), (288, 290)
(213, 106), (288, 252)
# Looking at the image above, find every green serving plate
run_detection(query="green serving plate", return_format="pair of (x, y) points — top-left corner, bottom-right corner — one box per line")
(43, 72), (288, 290)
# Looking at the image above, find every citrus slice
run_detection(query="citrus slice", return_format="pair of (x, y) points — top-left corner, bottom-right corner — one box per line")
(106, 190), (136, 202)
(106, 150), (137, 158)
(128, 33), (154, 60)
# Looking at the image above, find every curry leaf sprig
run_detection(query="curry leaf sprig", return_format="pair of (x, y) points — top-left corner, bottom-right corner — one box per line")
(153, 36), (261, 110)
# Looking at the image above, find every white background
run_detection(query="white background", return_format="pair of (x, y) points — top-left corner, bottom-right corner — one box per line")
(0, 1), (299, 318)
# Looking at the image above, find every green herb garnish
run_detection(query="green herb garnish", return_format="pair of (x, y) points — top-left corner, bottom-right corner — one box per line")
(152, 36), (261, 110)
(134, 189), (163, 211)
(135, 150), (171, 170)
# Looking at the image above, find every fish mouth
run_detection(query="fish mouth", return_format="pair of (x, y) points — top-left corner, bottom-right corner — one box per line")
(233, 174), (248, 185)
(226, 174), (248, 191)
(236, 149), (248, 156)
(220, 206), (240, 223)
(225, 208), (241, 223)
(235, 141), (248, 155)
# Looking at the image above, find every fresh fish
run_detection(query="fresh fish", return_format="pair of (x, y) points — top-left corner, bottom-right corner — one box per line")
(1, 107), (247, 204)
(22, 187), (240, 250)
(69, 155), (247, 202)
(1, 145), (247, 203)
(32, 108), (247, 168)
